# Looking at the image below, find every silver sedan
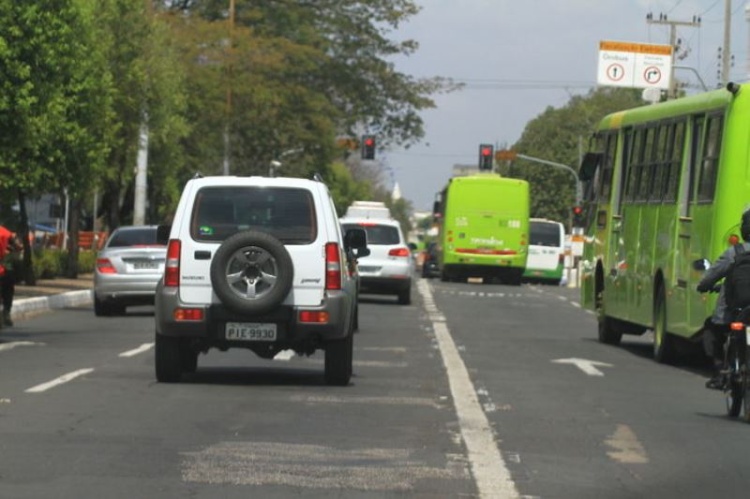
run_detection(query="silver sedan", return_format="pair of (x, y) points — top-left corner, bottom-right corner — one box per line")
(94, 225), (166, 316)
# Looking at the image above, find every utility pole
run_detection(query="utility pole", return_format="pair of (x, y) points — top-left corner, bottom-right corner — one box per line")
(722, 0), (732, 84)
(133, 0), (154, 225)
(223, 0), (235, 175)
(646, 12), (701, 99)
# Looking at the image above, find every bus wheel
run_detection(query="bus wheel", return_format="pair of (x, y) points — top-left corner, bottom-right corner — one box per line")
(598, 315), (622, 345)
(653, 287), (677, 364)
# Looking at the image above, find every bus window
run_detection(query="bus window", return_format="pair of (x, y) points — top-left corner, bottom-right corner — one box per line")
(697, 114), (723, 202)
(598, 133), (617, 202)
(636, 126), (656, 202)
(625, 128), (644, 202)
(664, 120), (685, 203)
(649, 122), (670, 202)
(685, 115), (706, 210)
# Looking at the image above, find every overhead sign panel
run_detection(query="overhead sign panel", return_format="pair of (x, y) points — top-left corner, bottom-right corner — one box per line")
(597, 40), (672, 90)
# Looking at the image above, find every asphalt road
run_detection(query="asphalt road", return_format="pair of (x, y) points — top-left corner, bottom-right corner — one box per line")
(0, 278), (747, 498)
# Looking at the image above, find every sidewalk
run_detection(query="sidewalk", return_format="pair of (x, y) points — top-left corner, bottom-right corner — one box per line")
(10, 273), (94, 321)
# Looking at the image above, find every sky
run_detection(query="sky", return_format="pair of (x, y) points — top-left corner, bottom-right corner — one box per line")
(384, 0), (750, 212)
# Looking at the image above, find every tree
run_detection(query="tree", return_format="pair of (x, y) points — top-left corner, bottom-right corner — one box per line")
(97, 0), (189, 230)
(0, 0), (114, 281)
(509, 88), (644, 228)
(163, 0), (457, 184)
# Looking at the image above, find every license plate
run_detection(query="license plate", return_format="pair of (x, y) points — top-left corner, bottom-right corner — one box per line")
(133, 261), (158, 270)
(226, 322), (277, 341)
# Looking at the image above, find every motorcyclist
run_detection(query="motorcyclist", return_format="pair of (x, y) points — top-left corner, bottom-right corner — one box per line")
(697, 209), (750, 389)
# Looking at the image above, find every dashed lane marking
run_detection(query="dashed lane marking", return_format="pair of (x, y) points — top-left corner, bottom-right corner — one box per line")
(0, 341), (44, 352)
(119, 343), (154, 358)
(25, 368), (95, 393)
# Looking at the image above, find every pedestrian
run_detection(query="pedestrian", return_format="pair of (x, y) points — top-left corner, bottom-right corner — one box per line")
(0, 225), (22, 327)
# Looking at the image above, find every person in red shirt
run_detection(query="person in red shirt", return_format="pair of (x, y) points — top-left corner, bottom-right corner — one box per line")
(0, 226), (22, 327)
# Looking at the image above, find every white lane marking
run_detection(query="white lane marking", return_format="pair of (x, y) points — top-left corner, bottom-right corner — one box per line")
(273, 349), (296, 361)
(290, 395), (440, 407)
(119, 343), (154, 358)
(25, 368), (95, 393)
(605, 425), (649, 464)
(570, 301), (581, 308)
(552, 358), (613, 377)
(0, 341), (43, 352)
(418, 280), (519, 498)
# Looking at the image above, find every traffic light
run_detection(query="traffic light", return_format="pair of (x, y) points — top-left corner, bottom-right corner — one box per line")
(361, 135), (376, 160)
(572, 205), (584, 227)
(478, 144), (494, 171)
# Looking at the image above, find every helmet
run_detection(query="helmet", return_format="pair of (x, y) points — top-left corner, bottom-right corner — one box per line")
(742, 209), (750, 241)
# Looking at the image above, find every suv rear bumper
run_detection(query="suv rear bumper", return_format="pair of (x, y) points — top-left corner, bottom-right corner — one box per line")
(154, 284), (352, 347)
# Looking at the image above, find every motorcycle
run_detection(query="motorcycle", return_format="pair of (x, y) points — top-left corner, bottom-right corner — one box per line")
(695, 258), (750, 421)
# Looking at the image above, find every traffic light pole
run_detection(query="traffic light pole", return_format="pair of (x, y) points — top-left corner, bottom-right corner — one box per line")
(514, 153), (581, 204)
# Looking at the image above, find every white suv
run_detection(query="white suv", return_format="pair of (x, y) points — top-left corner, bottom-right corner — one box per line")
(340, 215), (413, 305)
(154, 174), (368, 385)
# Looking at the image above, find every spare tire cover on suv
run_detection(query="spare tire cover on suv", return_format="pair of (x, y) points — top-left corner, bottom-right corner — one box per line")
(210, 230), (294, 315)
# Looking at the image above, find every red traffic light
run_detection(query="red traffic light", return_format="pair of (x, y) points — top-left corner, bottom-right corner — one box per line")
(364, 137), (374, 147)
(481, 147), (492, 157)
(572, 206), (583, 215)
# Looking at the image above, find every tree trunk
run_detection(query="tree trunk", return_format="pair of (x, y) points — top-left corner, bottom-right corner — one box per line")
(66, 196), (82, 278)
(17, 191), (35, 285)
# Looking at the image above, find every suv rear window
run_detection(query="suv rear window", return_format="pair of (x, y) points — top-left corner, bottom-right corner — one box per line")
(529, 221), (561, 247)
(191, 186), (317, 244)
(343, 223), (400, 245)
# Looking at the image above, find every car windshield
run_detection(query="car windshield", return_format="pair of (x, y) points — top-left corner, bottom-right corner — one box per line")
(190, 186), (317, 244)
(107, 227), (162, 248)
(529, 221), (561, 247)
(343, 223), (400, 245)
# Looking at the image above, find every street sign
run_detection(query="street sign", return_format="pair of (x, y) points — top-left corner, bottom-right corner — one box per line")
(597, 40), (672, 90)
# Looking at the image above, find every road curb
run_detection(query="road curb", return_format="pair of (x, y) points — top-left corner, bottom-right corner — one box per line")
(11, 290), (93, 321)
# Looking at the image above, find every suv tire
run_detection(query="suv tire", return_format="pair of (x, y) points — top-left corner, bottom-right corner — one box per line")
(155, 334), (183, 383)
(210, 230), (294, 315)
(324, 332), (353, 386)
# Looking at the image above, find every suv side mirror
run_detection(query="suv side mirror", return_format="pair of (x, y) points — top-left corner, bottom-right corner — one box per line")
(344, 228), (370, 258)
(156, 224), (171, 245)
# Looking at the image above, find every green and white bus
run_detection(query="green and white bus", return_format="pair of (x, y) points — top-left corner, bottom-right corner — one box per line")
(579, 82), (750, 362)
(433, 173), (529, 284)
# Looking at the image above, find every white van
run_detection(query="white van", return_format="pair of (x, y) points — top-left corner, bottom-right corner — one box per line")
(523, 218), (565, 285)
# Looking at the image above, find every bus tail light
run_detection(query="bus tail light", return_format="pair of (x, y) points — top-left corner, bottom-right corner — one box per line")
(325, 242), (342, 290)
(164, 239), (181, 288)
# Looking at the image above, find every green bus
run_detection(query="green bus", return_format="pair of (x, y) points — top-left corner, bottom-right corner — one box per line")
(579, 82), (750, 362)
(433, 173), (529, 284)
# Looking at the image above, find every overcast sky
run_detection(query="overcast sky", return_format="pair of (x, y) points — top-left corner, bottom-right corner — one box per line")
(384, 0), (750, 211)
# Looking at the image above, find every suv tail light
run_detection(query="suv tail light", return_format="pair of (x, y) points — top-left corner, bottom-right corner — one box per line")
(325, 242), (342, 290)
(388, 247), (411, 258)
(164, 239), (181, 287)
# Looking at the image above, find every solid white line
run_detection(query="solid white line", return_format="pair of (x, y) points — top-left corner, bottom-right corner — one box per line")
(417, 280), (519, 498)
(119, 343), (154, 358)
(25, 368), (95, 393)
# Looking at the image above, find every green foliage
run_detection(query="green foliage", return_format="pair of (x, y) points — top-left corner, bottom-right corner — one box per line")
(327, 162), (374, 216)
(508, 88), (645, 228)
